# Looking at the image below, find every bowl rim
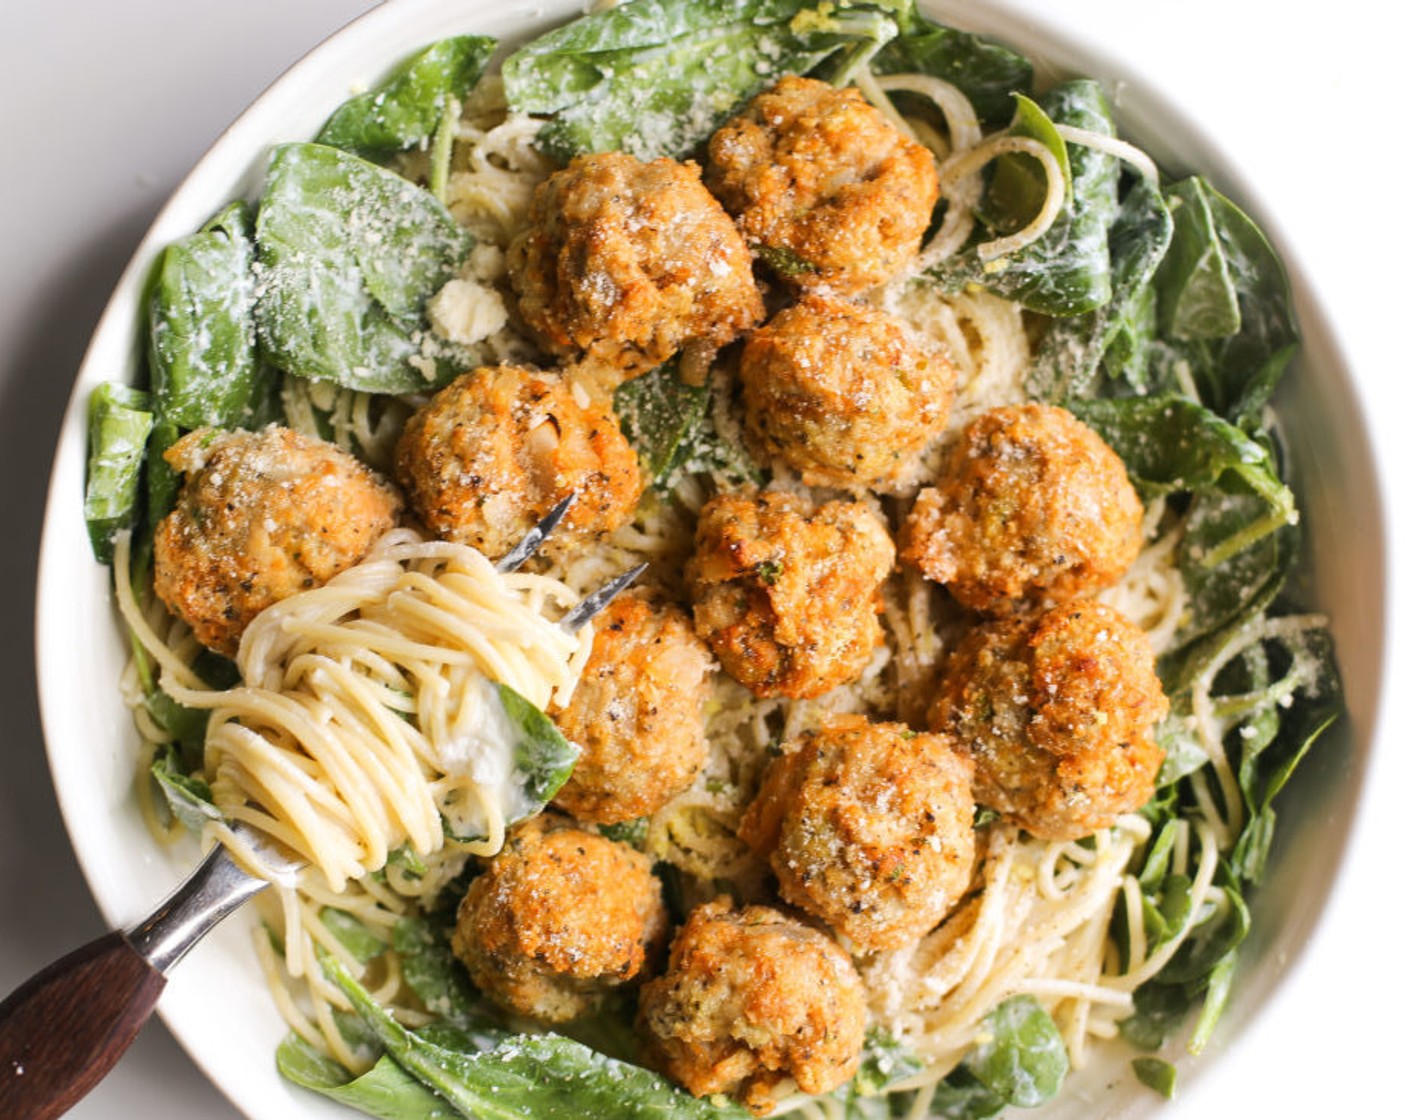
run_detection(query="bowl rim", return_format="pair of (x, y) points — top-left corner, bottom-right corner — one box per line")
(32, 0), (1390, 1117)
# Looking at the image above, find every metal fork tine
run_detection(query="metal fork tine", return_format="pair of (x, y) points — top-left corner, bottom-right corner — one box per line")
(559, 562), (648, 634)
(495, 493), (578, 574)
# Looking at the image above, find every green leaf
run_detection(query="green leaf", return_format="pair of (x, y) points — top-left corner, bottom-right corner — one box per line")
(1132, 1057), (1177, 1098)
(253, 142), (471, 393)
(502, 0), (902, 162)
(872, 7), (1032, 127)
(84, 382), (155, 564)
(317, 36), (497, 156)
(1028, 175), (1173, 401)
(964, 995), (1069, 1108)
(320, 908), (388, 965)
(1157, 178), (1240, 339)
(148, 201), (267, 432)
(934, 80), (1120, 316)
(392, 916), (492, 1026)
(612, 361), (713, 485)
(982, 94), (1073, 230)
(277, 1032), (461, 1119)
(1151, 178), (1298, 424)
(1070, 394), (1297, 566)
(440, 682), (579, 843)
(325, 953), (752, 1119)
(151, 748), (221, 833)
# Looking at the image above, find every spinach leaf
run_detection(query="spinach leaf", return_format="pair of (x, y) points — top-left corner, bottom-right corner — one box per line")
(393, 916), (490, 1026)
(1153, 178), (1298, 425)
(148, 201), (264, 431)
(1028, 175), (1173, 401)
(613, 362), (710, 484)
(325, 953), (752, 1119)
(979, 93), (1072, 230)
(933, 81), (1120, 316)
(1132, 1057), (1177, 1098)
(872, 7), (1032, 127)
(502, 0), (902, 162)
(254, 142), (470, 393)
(963, 995), (1069, 1108)
(277, 1032), (460, 1120)
(317, 36), (497, 156)
(440, 682), (578, 843)
(321, 908), (389, 965)
(1069, 394), (1297, 566)
(150, 746), (220, 833)
(84, 383), (154, 564)
(848, 1028), (924, 1098)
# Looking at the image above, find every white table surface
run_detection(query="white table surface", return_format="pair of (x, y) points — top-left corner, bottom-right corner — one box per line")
(1, 2), (1401, 1118)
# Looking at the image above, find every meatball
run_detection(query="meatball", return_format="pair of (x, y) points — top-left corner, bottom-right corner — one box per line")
(393, 365), (643, 561)
(739, 294), (957, 491)
(451, 815), (668, 1023)
(929, 600), (1169, 841)
(706, 76), (939, 296)
(637, 898), (866, 1114)
(738, 713), (976, 952)
(550, 589), (716, 824)
(152, 424), (401, 656)
(900, 403), (1144, 615)
(507, 151), (764, 384)
(685, 489), (894, 699)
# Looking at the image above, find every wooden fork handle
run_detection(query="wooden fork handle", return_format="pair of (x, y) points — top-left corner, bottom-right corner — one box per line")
(0, 930), (166, 1120)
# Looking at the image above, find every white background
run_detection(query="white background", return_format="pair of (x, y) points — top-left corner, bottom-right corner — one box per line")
(0, 2), (1401, 1118)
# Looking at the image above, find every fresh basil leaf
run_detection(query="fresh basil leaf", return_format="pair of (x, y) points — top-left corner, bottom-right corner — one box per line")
(148, 201), (266, 433)
(325, 953), (753, 1119)
(873, 7), (1032, 127)
(964, 995), (1068, 1108)
(317, 36), (497, 156)
(502, 0), (901, 162)
(277, 1032), (460, 1120)
(254, 142), (470, 393)
(84, 383), (155, 564)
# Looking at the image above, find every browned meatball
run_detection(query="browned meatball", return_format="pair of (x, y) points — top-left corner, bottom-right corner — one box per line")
(507, 151), (764, 383)
(740, 294), (957, 491)
(929, 601), (1169, 841)
(451, 815), (668, 1023)
(685, 489), (894, 699)
(706, 76), (939, 296)
(393, 365), (643, 561)
(152, 425), (401, 656)
(637, 898), (866, 1114)
(738, 713), (975, 952)
(900, 403), (1144, 615)
(550, 589), (716, 824)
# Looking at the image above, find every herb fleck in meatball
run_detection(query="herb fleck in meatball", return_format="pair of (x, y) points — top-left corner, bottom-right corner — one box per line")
(637, 898), (866, 1114)
(507, 151), (764, 384)
(739, 713), (976, 952)
(393, 365), (643, 561)
(900, 403), (1144, 615)
(685, 489), (895, 700)
(929, 600), (1169, 840)
(706, 76), (939, 295)
(451, 815), (668, 1023)
(551, 589), (716, 825)
(740, 294), (957, 491)
(152, 424), (401, 657)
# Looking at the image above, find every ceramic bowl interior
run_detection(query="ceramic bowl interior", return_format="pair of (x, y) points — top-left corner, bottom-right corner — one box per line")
(34, 1), (1384, 1117)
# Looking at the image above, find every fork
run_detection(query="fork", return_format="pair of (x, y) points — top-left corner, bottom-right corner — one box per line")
(0, 498), (645, 1120)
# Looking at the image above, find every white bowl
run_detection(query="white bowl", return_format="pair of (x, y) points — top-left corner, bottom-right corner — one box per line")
(34, 1), (1387, 1118)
